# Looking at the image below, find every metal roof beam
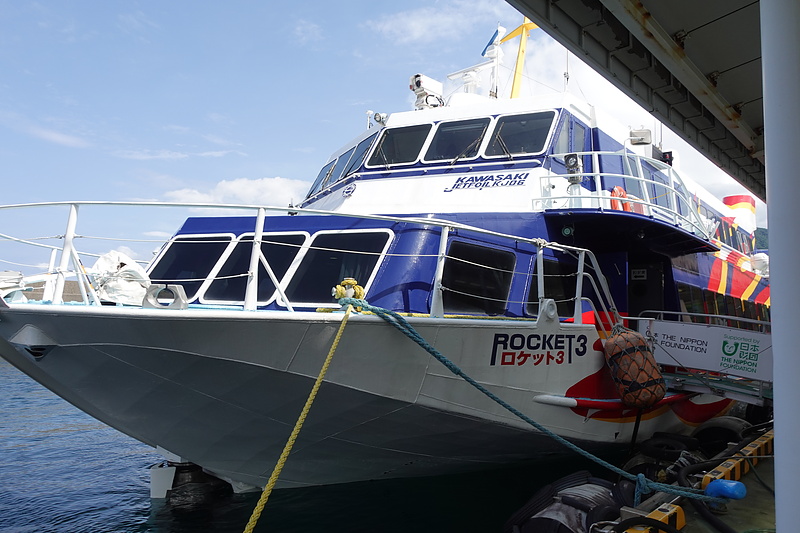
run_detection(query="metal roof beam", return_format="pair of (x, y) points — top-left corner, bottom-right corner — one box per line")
(601, 0), (760, 155)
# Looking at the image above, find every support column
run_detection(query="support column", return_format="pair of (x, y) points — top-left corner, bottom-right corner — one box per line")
(760, 1), (800, 530)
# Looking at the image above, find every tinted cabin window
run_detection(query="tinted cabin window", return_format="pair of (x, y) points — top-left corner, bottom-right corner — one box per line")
(424, 118), (490, 162)
(714, 291), (728, 316)
(149, 236), (232, 299)
(326, 147), (356, 188)
(623, 155), (647, 199)
(553, 118), (570, 156)
(367, 124), (431, 166)
(285, 232), (390, 303)
(339, 132), (378, 181)
(204, 234), (306, 302)
(487, 112), (555, 157)
(526, 259), (577, 318)
(441, 241), (515, 315)
(645, 163), (672, 208)
(677, 282), (706, 322)
(307, 160), (336, 197)
(674, 181), (691, 217)
(572, 121), (586, 151)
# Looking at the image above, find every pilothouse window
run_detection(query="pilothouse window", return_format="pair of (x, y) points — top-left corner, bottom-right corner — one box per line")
(326, 146), (356, 187)
(306, 132), (378, 197)
(367, 124), (431, 166)
(424, 118), (490, 162)
(307, 160), (336, 197)
(486, 111), (555, 157)
(339, 132), (378, 182)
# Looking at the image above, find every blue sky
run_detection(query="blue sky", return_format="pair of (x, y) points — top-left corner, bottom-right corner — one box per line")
(0, 0), (766, 271)
(0, 0), (524, 206)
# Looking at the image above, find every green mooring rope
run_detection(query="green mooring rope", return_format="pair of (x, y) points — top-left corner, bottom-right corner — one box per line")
(338, 297), (727, 507)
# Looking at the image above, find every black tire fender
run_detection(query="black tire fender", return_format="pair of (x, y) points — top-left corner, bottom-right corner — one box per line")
(692, 416), (752, 457)
(639, 436), (688, 461)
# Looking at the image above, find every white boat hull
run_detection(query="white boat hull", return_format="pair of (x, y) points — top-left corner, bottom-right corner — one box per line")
(0, 303), (707, 489)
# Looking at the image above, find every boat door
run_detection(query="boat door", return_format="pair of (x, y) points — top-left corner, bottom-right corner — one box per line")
(628, 260), (664, 318)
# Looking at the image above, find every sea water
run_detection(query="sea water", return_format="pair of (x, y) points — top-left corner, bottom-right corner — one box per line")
(0, 359), (604, 532)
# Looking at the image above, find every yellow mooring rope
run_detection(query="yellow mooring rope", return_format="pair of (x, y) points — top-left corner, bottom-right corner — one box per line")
(242, 304), (354, 533)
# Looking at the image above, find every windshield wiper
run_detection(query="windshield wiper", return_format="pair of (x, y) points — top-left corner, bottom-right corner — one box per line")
(450, 138), (480, 166)
(493, 124), (514, 161)
(374, 140), (391, 170)
(450, 123), (490, 166)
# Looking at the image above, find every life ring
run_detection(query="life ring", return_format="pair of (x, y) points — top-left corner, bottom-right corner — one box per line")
(603, 328), (666, 409)
(610, 186), (632, 212)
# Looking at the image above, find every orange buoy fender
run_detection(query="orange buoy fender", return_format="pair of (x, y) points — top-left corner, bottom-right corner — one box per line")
(603, 329), (666, 409)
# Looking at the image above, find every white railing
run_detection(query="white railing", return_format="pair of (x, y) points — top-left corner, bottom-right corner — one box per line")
(535, 151), (711, 241)
(0, 201), (620, 325)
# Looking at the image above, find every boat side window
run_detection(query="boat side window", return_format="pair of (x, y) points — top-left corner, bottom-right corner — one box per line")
(714, 291), (727, 317)
(307, 160), (336, 198)
(485, 111), (555, 157)
(424, 118), (490, 162)
(672, 254), (699, 274)
(699, 204), (720, 235)
(526, 259), (577, 318)
(743, 299), (758, 329)
(552, 116), (570, 160)
(339, 132), (379, 181)
(738, 229), (752, 254)
(725, 294), (743, 327)
(572, 121), (586, 152)
(284, 231), (391, 304)
(441, 241), (515, 315)
(677, 282), (707, 322)
(623, 156), (647, 199)
(673, 181), (692, 217)
(325, 146), (356, 187)
(148, 235), (233, 300)
(758, 303), (770, 324)
(644, 164), (671, 208)
(366, 124), (432, 167)
(203, 233), (307, 303)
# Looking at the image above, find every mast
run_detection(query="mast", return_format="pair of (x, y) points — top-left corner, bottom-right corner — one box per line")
(500, 18), (539, 99)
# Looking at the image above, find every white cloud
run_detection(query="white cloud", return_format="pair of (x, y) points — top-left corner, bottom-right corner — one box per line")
(113, 245), (140, 260)
(113, 148), (244, 160)
(207, 112), (234, 125)
(196, 149), (247, 158)
(367, 0), (518, 45)
(117, 11), (159, 37)
(0, 111), (91, 148)
(143, 230), (173, 238)
(164, 124), (191, 134)
(163, 177), (311, 207)
(26, 124), (91, 148)
(202, 133), (240, 146)
(294, 19), (323, 45)
(113, 149), (189, 160)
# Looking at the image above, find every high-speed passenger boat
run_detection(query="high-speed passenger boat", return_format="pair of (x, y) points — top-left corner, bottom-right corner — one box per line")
(0, 23), (770, 492)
